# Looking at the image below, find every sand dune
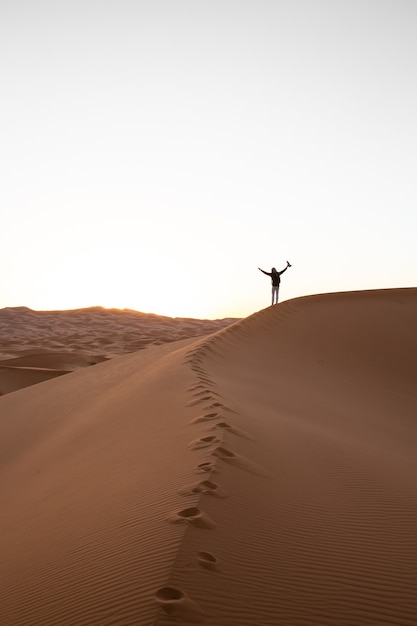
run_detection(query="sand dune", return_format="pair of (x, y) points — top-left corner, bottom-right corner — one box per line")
(0, 307), (236, 395)
(0, 288), (416, 625)
(0, 351), (110, 395)
(0, 364), (69, 396)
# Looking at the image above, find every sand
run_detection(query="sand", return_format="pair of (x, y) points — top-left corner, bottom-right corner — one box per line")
(0, 288), (416, 625)
(0, 306), (236, 395)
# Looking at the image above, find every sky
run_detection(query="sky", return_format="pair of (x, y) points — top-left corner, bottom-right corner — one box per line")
(1, 0), (416, 319)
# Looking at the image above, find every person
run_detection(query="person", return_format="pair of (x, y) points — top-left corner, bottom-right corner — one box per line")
(258, 261), (292, 305)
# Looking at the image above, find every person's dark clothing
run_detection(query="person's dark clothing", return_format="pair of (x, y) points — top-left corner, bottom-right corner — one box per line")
(259, 267), (288, 286)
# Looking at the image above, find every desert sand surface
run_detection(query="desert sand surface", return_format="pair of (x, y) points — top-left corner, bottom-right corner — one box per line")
(0, 306), (237, 395)
(0, 288), (416, 625)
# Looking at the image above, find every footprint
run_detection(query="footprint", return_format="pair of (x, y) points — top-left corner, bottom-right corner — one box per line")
(188, 435), (220, 450)
(179, 479), (228, 498)
(205, 401), (227, 410)
(187, 384), (206, 392)
(186, 396), (214, 407)
(184, 356), (198, 365)
(211, 421), (253, 440)
(189, 412), (219, 425)
(188, 384), (215, 393)
(155, 587), (204, 622)
(169, 507), (216, 529)
(211, 446), (237, 460)
(192, 389), (219, 398)
(198, 347), (217, 357)
(211, 446), (272, 478)
(197, 461), (217, 473)
(205, 403), (236, 413)
(197, 551), (221, 572)
(197, 379), (215, 387)
(204, 404), (223, 412)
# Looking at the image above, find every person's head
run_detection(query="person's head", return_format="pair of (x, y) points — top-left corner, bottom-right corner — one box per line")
(271, 267), (277, 273)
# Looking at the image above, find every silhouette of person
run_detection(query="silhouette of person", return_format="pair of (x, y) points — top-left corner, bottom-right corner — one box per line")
(258, 261), (291, 305)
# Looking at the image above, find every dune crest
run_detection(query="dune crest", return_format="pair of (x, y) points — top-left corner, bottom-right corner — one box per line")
(0, 306), (237, 395)
(1, 288), (416, 625)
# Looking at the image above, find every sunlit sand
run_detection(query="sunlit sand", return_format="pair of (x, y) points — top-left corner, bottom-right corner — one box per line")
(0, 307), (236, 396)
(1, 288), (416, 625)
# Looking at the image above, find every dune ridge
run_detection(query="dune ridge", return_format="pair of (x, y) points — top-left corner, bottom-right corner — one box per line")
(0, 306), (237, 395)
(161, 288), (417, 625)
(0, 288), (416, 625)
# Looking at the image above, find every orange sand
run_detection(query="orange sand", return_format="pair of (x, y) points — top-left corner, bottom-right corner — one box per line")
(0, 288), (416, 625)
(0, 307), (236, 395)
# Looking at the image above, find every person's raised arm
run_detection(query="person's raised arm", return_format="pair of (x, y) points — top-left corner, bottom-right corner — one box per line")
(258, 268), (270, 276)
(278, 261), (291, 276)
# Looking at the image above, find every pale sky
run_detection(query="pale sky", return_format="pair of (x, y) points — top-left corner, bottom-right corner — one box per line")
(1, 0), (416, 319)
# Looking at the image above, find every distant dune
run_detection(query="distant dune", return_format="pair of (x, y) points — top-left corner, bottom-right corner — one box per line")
(0, 306), (238, 395)
(0, 289), (416, 625)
